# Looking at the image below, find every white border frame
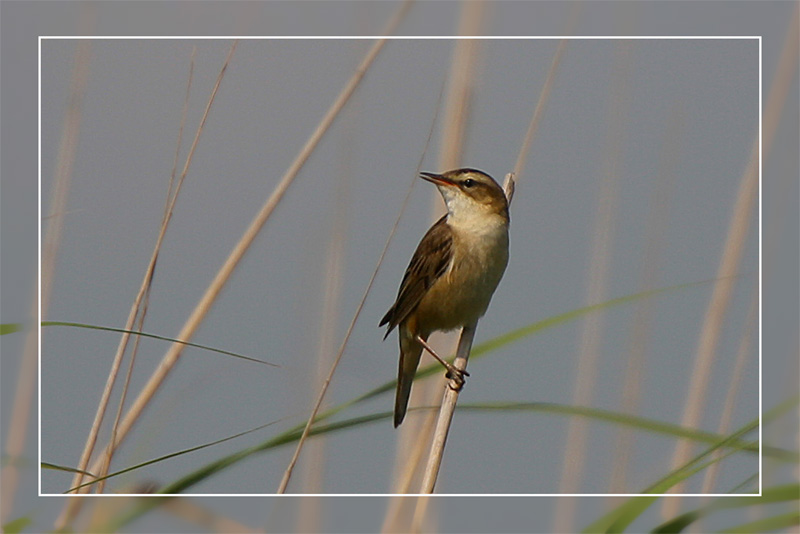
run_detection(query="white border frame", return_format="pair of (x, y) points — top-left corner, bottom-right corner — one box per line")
(38, 35), (763, 498)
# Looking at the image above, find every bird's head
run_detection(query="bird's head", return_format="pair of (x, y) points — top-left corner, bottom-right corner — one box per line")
(420, 168), (509, 224)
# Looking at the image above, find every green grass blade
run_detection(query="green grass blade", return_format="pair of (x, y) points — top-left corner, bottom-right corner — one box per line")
(106, 403), (765, 500)
(61, 417), (286, 494)
(41, 462), (96, 478)
(42, 320), (279, 367)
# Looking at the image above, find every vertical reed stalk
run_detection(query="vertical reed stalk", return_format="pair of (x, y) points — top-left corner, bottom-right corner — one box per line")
(418, 323), (477, 494)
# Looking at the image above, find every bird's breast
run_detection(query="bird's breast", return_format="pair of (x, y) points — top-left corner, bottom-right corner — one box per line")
(414, 220), (508, 334)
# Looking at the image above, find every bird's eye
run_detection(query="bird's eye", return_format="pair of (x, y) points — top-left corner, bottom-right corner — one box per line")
(463, 179), (475, 188)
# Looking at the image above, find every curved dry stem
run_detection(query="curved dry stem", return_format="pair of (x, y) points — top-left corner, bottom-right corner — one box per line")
(95, 47), (198, 496)
(55, 41), (234, 531)
(512, 38), (568, 181)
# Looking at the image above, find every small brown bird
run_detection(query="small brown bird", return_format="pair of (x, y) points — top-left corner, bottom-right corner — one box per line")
(380, 168), (510, 427)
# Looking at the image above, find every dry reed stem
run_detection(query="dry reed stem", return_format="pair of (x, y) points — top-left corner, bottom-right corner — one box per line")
(512, 38), (568, 179)
(94, 48), (198, 496)
(405, 36), (563, 512)
(401, 23), (562, 528)
(55, 42), (231, 530)
(276, 3), (413, 494)
(392, 362), (446, 485)
(164, 47), (195, 220)
(608, 107), (683, 494)
(663, 11), (796, 513)
(384, 72), (451, 516)
(555, 40), (632, 532)
(70, 40), (234, 502)
(399, 8), (487, 521)
(0, 36), (91, 526)
(417, 323), (477, 496)
(63, 41), (221, 496)
(295, 116), (353, 528)
(390, 372), (442, 494)
(381, 414), (437, 531)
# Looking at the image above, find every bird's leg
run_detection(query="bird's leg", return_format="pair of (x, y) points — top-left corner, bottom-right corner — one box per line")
(414, 335), (470, 389)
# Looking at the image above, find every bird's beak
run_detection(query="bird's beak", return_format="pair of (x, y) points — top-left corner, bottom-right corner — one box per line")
(420, 172), (457, 187)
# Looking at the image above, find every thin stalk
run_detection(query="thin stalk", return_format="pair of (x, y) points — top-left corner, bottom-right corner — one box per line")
(512, 38), (568, 179)
(381, 414), (437, 530)
(62, 42), (228, 508)
(73, 41), (242, 501)
(295, 88), (354, 528)
(418, 323), (477, 494)
(95, 47), (197, 496)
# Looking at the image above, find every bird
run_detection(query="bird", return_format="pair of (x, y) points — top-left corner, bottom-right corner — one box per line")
(380, 168), (510, 427)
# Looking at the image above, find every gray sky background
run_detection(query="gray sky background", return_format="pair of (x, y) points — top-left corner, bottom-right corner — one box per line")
(2, 1), (798, 533)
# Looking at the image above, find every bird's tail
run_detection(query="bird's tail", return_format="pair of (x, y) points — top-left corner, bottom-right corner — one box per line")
(394, 337), (423, 427)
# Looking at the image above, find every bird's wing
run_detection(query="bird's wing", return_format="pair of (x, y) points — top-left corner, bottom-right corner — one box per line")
(380, 215), (453, 336)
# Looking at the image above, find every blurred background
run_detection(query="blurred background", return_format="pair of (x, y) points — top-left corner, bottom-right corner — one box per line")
(2, 1), (797, 533)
